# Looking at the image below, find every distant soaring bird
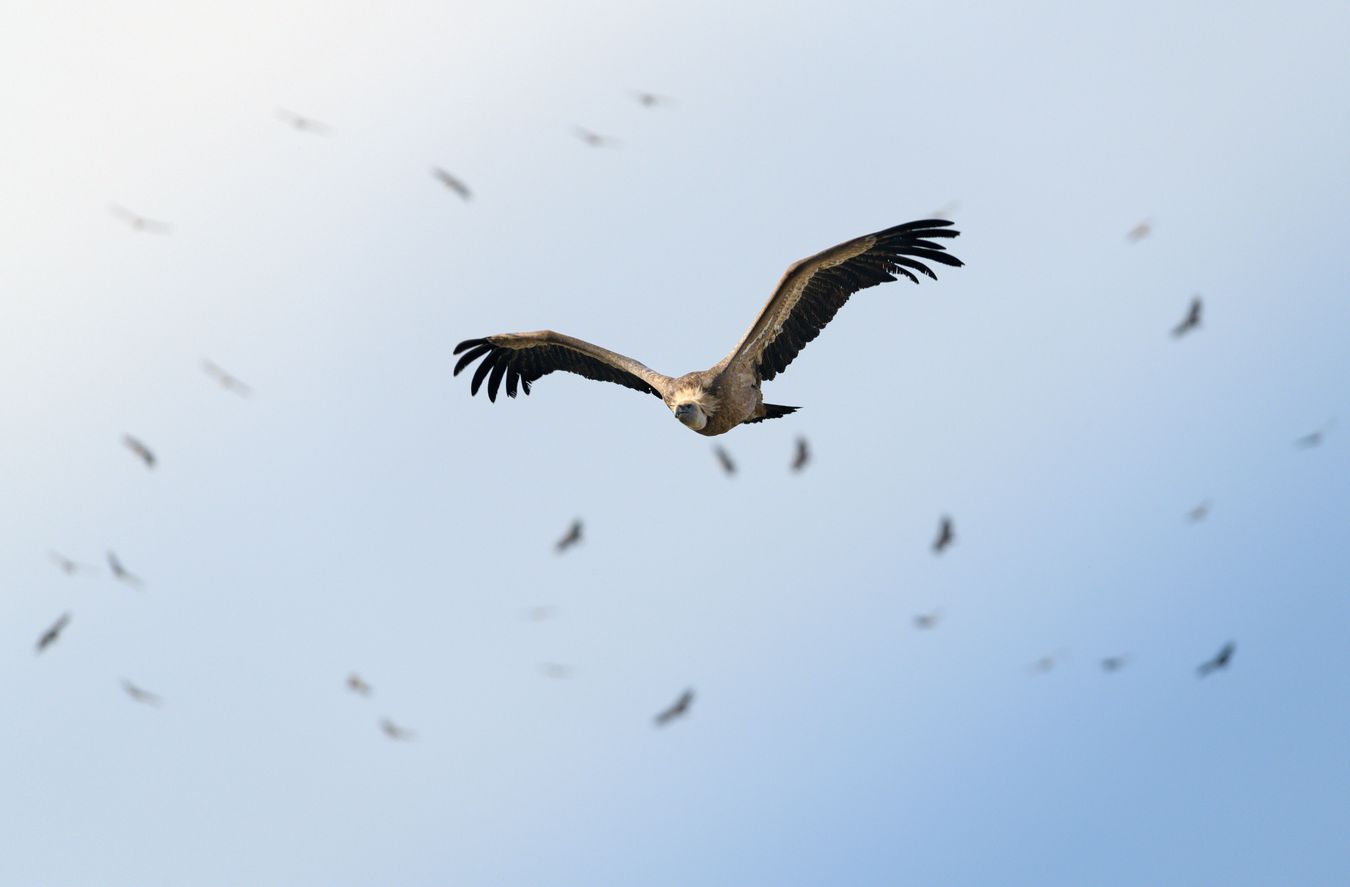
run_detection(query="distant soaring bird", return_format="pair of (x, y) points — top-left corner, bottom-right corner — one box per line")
(107, 551), (144, 588)
(1126, 218), (1152, 243)
(347, 673), (372, 696)
(1172, 296), (1203, 338)
(454, 220), (962, 436)
(654, 688), (694, 727)
(573, 126), (619, 147)
(202, 360), (252, 397)
(108, 203), (172, 234)
(1100, 655), (1129, 672)
(931, 515), (955, 554)
(633, 90), (675, 108)
(1187, 501), (1211, 523)
(1294, 420), (1334, 449)
(713, 446), (736, 476)
(555, 519), (583, 554)
(790, 436), (811, 473)
(122, 434), (156, 469)
(380, 718), (415, 740)
(431, 167), (472, 200)
(121, 679), (162, 706)
(913, 609), (942, 630)
(49, 551), (92, 575)
(276, 108), (331, 134)
(35, 613), (71, 654)
(1197, 641), (1235, 677)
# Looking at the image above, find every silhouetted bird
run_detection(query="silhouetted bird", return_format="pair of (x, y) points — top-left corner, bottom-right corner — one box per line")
(431, 167), (472, 200)
(109, 203), (172, 234)
(713, 446), (736, 476)
(932, 515), (955, 554)
(1126, 218), (1152, 243)
(654, 688), (694, 727)
(1197, 641), (1235, 677)
(555, 520), (583, 554)
(1187, 500), (1211, 523)
(633, 91), (675, 108)
(791, 436), (811, 472)
(1294, 421), (1334, 449)
(107, 551), (144, 588)
(347, 673), (372, 696)
(276, 108), (331, 134)
(202, 360), (252, 397)
(49, 551), (92, 575)
(573, 126), (619, 147)
(913, 609), (942, 630)
(122, 434), (156, 469)
(1100, 655), (1129, 672)
(380, 718), (415, 740)
(1171, 296), (1202, 338)
(121, 679), (162, 706)
(36, 613), (71, 654)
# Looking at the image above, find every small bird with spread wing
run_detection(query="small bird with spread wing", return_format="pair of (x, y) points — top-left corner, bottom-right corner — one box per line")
(932, 515), (955, 554)
(49, 551), (93, 575)
(380, 718), (415, 740)
(36, 613), (71, 654)
(654, 688), (694, 727)
(555, 520), (583, 554)
(431, 167), (472, 200)
(790, 436), (811, 472)
(913, 609), (942, 630)
(347, 673), (372, 696)
(573, 126), (619, 147)
(1295, 420), (1334, 449)
(1126, 218), (1152, 243)
(1100, 655), (1130, 672)
(276, 108), (331, 134)
(107, 551), (144, 588)
(1172, 296), (1203, 338)
(121, 679), (162, 706)
(109, 204), (172, 234)
(1197, 641), (1235, 677)
(633, 90), (675, 108)
(203, 360), (252, 397)
(122, 434), (156, 469)
(454, 220), (961, 436)
(713, 446), (736, 476)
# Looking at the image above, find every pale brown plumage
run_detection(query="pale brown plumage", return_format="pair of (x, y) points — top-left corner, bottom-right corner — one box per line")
(453, 220), (962, 436)
(36, 613), (71, 654)
(654, 688), (693, 727)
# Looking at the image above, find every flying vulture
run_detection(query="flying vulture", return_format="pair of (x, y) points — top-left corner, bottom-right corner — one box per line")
(109, 203), (172, 234)
(555, 519), (583, 554)
(122, 434), (156, 469)
(932, 515), (955, 554)
(1172, 296), (1202, 338)
(654, 688), (694, 727)
(121, 679), (162, 706)
(790, 436), (811, 472)
(713, 446), (736, 476)
(431, 167), (472, 200)
(454, 220), (962, 436)
(1100, 655), (1129, 672)
(380, 718), (415, 740)
(107, 551), (144, 588)
(203, 360), (252, 396)
(913, 609), (942, 630)
(1197, 642), (1235, 677)
(347, 673), (372, 696)
(276, 108), (331, 134)
(35, 613), (71, 654)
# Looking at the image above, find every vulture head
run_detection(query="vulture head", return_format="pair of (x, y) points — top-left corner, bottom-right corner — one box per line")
(673, 401), (708, 431)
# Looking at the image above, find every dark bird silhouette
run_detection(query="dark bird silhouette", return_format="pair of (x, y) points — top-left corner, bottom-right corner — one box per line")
(1100, 655), (1130, 672)
(573, 126), (619, 148)
(121, 679), (162, 706)
(790, 436), (810, 473)
(276, 108), (331, 134)
(431, 167), (472, 200)
(932, 515), (955, 554)
(1187, 501), (1211, 523)
(122, 434), (156, 469)
(49, 550), (93, 575)
(107, 551), (144, 589)
(1171, 296), (1203, 338)
(109, 203), (172, 234)
(36, 613), (71, 654)
(1126, 218), (1152, 243)
(555, 519), (583, 554)
(202, 360), (252, 397)
(713, 445), (736, 476)
(1294, 420), (1334, 449)
(654, 688), (694, 727)
(380, 718), (415, 740)
(347, 673), (372, 696)
(1197, 641), (1235, 677)
(913, 609), (942, 630)
(633, 90), (675, 108)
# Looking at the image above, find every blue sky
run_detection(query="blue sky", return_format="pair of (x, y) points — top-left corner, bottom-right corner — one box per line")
(3, 1), (1349, 884)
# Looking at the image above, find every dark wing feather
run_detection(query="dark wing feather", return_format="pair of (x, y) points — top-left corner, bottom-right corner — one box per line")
(453, 331), (669, 403)
(721, 220), (962, 382)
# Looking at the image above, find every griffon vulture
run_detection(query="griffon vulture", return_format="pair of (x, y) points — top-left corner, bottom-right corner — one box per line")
(454, 220), (962, 436)
(1197, 641), (1235, 677)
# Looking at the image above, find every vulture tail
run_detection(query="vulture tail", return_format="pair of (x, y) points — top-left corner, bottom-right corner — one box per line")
(746, 404), (800, 424)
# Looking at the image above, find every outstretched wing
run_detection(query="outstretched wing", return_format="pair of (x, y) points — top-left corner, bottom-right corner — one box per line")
(453, 331), (672, 403)
(719, 220), (962, 382)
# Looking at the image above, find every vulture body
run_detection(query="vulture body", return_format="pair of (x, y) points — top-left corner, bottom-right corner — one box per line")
(454, 219), (962, 436)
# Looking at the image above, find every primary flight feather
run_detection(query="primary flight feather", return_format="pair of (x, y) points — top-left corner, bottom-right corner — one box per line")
(454, 219), (962, 436)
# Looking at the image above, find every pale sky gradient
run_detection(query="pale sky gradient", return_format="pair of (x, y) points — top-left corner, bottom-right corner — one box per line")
(4, 2), (1350, 885)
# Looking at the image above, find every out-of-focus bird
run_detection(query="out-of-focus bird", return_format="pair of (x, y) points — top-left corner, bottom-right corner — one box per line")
(524, 605), (556, 622)
(1294, 420), (1334, 449)
(654, 688), (694, 727)
(107, 551), (144, 589)
(109, 203), (172, 234)
(929, 200), (960, 219)
(122, 434), (156, 469)
(540, 663), (573, 679)
(713, 446), (736, 476)
(121, 679), (162, 706)
(380, 718), (415, 740)
(932, 515), (955, 554)
(49, 551), (93, 575)
(913, 609), (942, 630)
(633, 90), (675, 108)
(1187, 501), (1211, 523)
(555, 520), (583, 554)
(453, 220), (961, 436)
(276, 108), (331, 134)
(790, 436), (811, 473)
(1197, 641), (1235, 677)
(431, 167), (472, 200)
(36, 613), (71, 654)
(202, 360), (252, 397)
(347, 673), (372, 696)
(1171, 296), (1203, 338)
(1031, 655), (1056, 674)
(573, 126), (619, 148)
(1100, 655), (1130, 672)
(1126, 218), (1152, 243)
